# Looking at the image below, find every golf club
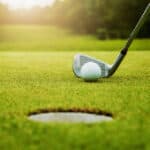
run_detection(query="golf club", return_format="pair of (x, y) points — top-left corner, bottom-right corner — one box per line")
(73, 3), (150, 78)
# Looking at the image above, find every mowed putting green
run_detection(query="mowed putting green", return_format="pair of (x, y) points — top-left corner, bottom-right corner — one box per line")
(0, 51), (149, 149)
(0, 25), (149, 149)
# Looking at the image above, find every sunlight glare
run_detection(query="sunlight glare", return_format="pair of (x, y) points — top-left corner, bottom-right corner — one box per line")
(0, 0), (55, 10)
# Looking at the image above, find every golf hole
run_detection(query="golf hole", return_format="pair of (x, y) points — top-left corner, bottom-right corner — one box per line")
(28, 109), (113, 123)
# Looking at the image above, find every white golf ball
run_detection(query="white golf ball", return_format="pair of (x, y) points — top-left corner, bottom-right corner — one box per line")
(81, 62), (101, 81)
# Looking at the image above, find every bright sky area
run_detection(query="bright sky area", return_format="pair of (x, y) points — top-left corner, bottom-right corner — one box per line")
(0, 0), (55, 9)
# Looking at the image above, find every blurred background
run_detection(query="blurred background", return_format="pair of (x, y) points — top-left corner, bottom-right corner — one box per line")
(0, 0), (149, 39)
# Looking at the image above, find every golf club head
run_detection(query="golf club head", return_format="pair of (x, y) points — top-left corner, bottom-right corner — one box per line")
(73, 54), (111, 78)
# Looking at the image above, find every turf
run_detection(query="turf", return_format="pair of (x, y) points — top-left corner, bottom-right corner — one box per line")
(0, 25), (150, 150)
(0, 25), (150, 51)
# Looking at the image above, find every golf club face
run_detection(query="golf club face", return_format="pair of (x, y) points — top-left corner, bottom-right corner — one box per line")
(73, 54), (111, 78)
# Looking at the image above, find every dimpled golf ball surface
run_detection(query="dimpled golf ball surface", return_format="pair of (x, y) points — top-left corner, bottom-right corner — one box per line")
(81, 62), (101, 81)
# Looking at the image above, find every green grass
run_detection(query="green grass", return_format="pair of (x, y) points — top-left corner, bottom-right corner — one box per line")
(0, 51), (150, 150)
(0, 25), (150, 149)
(0, 25), (150, 51)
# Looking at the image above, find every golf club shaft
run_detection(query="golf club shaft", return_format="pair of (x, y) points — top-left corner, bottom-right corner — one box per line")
(122, 3), (150, 54)
(108, 3), (150, 77)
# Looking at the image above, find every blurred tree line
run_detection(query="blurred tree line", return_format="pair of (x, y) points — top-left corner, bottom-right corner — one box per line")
(0, 0), (150, 38)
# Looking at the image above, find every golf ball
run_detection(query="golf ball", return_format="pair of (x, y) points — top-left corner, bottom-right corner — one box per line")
(81, 62), (101, 81)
